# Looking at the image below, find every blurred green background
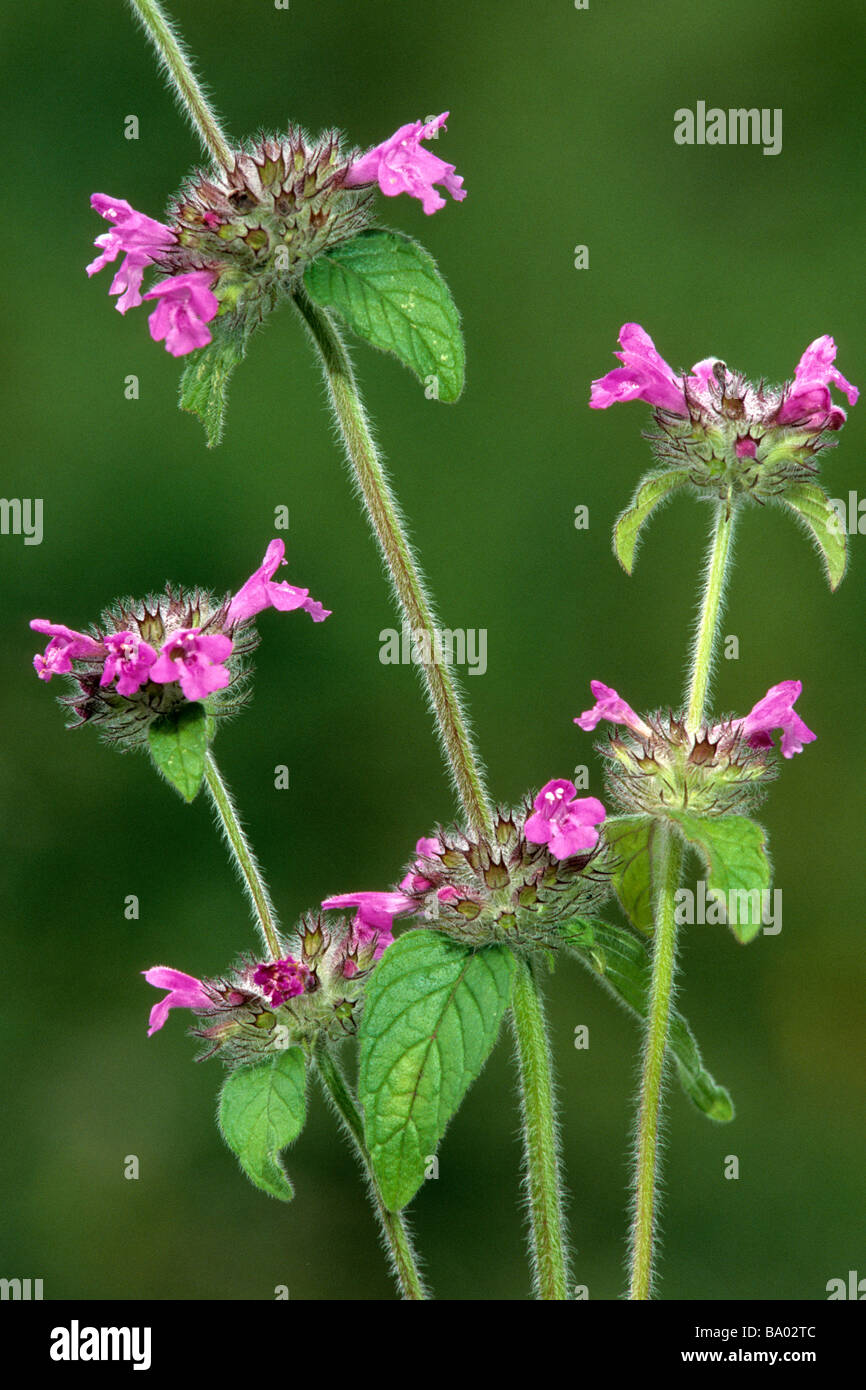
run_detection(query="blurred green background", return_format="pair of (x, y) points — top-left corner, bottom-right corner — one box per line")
(1, 0), (863, 1301)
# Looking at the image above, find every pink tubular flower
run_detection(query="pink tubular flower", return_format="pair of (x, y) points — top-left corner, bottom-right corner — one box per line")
(777, 336), (859, 430)
(400, 836), (443, 893)
(87, 194), (176, 314)
(252, 956), (310, 1005)
(734, 681), (816, 759)
(145, 271), (219, 356)
(575, 680), (653, 740)
(226, 538), (331, 626)
(149, 629), (233, 701)
(321, 890), (416, 959)
(99, 631), (158, 697)
(590, 323), (694, 415)
(524, 780), (606, 860)
(30, 620), (104, 681)
(344, 112), (466, 215)
(143, 966), (211, 1037)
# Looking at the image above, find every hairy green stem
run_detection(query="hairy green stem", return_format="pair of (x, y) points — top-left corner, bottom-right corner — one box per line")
(126, 0), (233, 168)
(315, 1044), (428, 1301)
(628, 827), (684, 1300)
(510, 959), (570, 1300)
(686, 501), (738, 731)
(203, 752), (281, 959)
(630, 499), (738, 1298)
(293, 286), (494, 838)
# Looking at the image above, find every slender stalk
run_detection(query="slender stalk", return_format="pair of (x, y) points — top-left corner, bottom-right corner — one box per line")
(629, 498), (738, 1298)
(315, 1044), (428, 1300)
(293, 286), (494, 839)
(628, 827), (684, 1300)
(126, 0), (233, 169)
(510, 959), (570, 1300)
(203, 752), (281, 959)
(685, 500), (737, 731)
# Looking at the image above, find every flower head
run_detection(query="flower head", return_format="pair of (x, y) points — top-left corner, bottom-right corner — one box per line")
(226, 539), (331, 626)
(524, 780), (606, 860)
(733, 680), (816, 759)
(29, 539), (329, 748)
(345, 113), (466, 215)
(590, 324), (858, 501)
(86, 194), (176, 313)
(144, 913), (379, 1064)
(145, 271), (219, 356)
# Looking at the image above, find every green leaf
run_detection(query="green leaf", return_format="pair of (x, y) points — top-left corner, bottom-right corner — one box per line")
(218, 1048), (307, 1202)
(614, 469), (692, 574)
(304, 229), (465, 402)
(563, 918), (734, 1122)
(669, 812), (771, 945)
(147, 702), (210, 803)
(778, 481), (847, 591)
(603, 815), (659, 934)
(179, 326), (247, 448)
(359, 930), (515, 1211)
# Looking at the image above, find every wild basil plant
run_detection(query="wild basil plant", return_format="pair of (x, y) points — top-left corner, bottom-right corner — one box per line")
(29, 0), (857, 1300)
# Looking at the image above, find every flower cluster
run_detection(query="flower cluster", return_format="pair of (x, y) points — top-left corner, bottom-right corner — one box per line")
(591, 324), (858, 498)
(145, 912), (380, 1066)
(88, 115), (465, 356)
(575, 679), (815, 817)
(360, 786), (610, 951)
(30, 539), (329, 745)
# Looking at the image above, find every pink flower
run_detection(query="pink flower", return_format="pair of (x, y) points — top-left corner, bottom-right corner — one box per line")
(143, 966), (211, 1037)
(345, 112), (466, 215)
(321, 890), (416, 959)
(149, 629), (233, 701)
(87, 194), (176, 314)
(575, 681), (653, 739)
(734, 681), (816, 759)
(524, 780), (606, 860)
(99, 631), (158, 697)
(590, 324), (695, 415)
(777, 336), (859, 431)
(30, 619), (104, 681)
(145, 271), (219, 357)
(400, 836), (443, 893)
(252, 956), (310, 1005)
(226, 539), (331, 627)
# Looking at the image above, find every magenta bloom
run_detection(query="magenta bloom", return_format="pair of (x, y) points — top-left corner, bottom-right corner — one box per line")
(735, 681), (816, 759)
(145, 271), (219, 357)
(589, 324), (698, 415)
(143, 966), (211, 1037)
(252, 956), (310, 1005)
(575, 681), (653, 739)
(87, 194), (176, 314)
(150, 629), (233, 701)
(777, 336), (859, 430)
(321, 890), (415, 959)
(400, 836), (444, 893)
(226, 538), (331, 627)
(524, 780), (606, 860)
(30, 620), (104, 681)
(100, 631), (158, 697)
(345, 112), (466, 215)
